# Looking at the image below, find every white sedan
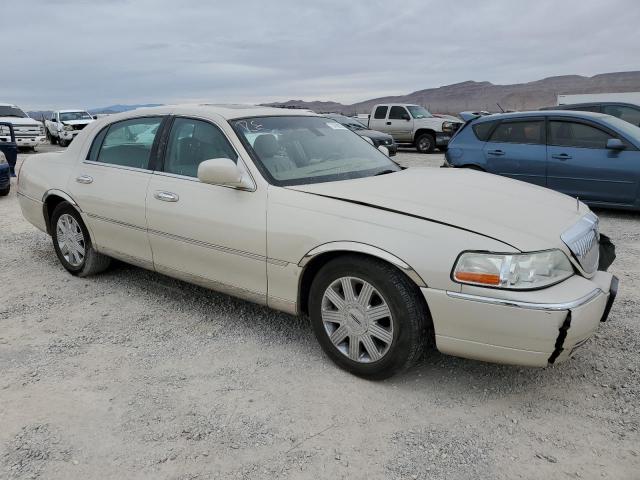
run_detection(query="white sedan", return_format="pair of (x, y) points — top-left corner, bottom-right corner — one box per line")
(17, 105), (618, 379)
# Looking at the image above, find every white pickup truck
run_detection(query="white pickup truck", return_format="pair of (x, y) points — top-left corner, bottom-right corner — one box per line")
(45, 110), (95, 147)
(0, 103), (47, 150)
(368, 104), (462, 153)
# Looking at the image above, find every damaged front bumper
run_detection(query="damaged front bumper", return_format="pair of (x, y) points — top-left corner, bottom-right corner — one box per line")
(421, 271), (618, 367)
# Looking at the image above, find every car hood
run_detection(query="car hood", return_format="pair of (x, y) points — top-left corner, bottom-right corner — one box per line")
(0, 116), (40, 125)
(287, 168), (589, 252)
(356, 129), (394, 141)
(61, 119), (93, 126)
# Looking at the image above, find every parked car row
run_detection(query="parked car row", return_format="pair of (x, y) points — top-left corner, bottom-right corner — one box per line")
(445, 109), (640, 210)
(17, 104), (618, 379)
(0, 103), (46, 150)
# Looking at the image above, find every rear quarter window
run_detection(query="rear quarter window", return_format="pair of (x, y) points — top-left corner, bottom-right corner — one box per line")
(472, 121), (495, 141)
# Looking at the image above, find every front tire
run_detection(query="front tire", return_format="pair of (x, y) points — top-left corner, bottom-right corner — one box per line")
(415, 133), (435, 153)
(308, 255), (432, 379)
(58, 138), (69, 147)
(0, 185), (9, 196)
(51, 202), (111, 277)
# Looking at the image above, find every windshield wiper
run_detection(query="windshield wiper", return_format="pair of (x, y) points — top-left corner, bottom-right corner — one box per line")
(374, 169), (396, 176)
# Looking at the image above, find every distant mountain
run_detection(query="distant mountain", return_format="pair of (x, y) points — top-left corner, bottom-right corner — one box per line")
(27, 103), (163, 119)
(263, 71), (640, 115)
(88, 103), (163, 114)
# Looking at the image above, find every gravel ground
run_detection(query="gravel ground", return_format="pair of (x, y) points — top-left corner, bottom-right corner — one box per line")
(1, 144), (639, 480)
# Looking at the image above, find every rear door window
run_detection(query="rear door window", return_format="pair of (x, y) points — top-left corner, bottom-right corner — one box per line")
(549, 121), (611, 149)
(472, 121), (496, 141)
(373, 106), (388, 119)
(92, 117), (163, 169)
(489, 120), (544, 144)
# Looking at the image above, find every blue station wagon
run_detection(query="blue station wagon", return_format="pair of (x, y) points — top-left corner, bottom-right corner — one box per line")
(445, 111), (640, 211)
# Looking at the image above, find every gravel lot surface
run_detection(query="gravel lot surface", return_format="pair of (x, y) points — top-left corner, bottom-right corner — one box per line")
(1, 144), (639, 480)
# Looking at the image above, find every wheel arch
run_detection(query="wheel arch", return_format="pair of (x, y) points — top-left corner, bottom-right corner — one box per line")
(42, 190), (81, 235)
(297, 242), (427, 316)
(414, 128), (436, 143)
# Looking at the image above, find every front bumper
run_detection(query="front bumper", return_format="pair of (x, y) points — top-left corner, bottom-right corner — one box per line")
(6, 136), (47, 147)
(59, 130), (81, 140)
(0, 165), (10, 188)
(422, 271), (617, 367)
(435, 132), (452, 146)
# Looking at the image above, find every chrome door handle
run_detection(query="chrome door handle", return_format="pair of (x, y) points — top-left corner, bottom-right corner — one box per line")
(76, 175), (93, 184)
(487, 150), (505, 156)
(153, 191), (179, 202)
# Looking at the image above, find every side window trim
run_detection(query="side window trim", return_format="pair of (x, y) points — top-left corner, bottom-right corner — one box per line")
(487, 117), (546, 145)
(157, 115), (241, 178)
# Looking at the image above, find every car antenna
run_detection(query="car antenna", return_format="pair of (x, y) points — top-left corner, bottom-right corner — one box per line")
(496, 103), (505, 113)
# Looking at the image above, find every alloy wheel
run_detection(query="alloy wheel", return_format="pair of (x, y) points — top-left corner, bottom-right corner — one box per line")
(56, 213), (86, 267)
(321, 276), (394, 363)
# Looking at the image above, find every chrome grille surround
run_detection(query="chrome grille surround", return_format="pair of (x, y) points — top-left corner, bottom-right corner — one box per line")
(561, 212), (600, 275)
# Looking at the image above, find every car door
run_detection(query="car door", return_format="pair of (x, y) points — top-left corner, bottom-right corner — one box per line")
(482, 117), (547, 186)
(68, 116), (165, 267)
(386, 106), (414, 142)
(546, 118), (639, 205)
(368, 105), (389, 133)
(146, 116), (267, 301)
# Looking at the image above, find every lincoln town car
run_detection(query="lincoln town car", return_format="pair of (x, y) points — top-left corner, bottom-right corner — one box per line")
(17, 105), (618, 379)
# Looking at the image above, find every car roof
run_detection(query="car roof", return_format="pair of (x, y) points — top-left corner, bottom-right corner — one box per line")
(100, 104), (318, 122)
(542, 102), (639, 109)
(58, 109), (90, 113)
(472, 110), (609, 123)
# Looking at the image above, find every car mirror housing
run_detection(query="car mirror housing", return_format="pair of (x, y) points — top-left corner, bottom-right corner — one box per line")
(606, 138), (625, 150)
(197, 158), (253, 189)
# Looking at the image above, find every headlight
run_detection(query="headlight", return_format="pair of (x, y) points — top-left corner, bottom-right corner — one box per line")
(0, 125), (9, 136)
(64, 124), (74, 131)
(0, 155), (7, 165)
(442, 121), (453, 133)
(452, 250), (573, 290)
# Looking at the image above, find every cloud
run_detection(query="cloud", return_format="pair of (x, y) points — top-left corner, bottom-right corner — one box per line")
(5, 0), (640, 109)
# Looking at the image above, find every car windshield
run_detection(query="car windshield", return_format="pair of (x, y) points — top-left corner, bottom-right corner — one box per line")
(328, 115), (367, 131)
(0, 106), (28, 118)
(231, 116), (400, 186)
(407, 106), (432, 119)
(59, 111), (92, 121)
(605, 115), (640, 145)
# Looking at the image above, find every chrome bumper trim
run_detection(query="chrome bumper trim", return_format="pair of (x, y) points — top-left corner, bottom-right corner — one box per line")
(445, 288), (603, 311)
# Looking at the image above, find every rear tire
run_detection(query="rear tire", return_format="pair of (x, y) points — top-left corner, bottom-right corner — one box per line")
(51, 202), (111, 277)
(308, 255), (433, 380)
(415, 133), (435, 153)
(0, 185), (9, 196)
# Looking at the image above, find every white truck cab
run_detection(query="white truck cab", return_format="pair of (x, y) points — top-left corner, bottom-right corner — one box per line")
(368, 104), (462, 153)
(45, 110), (95, 147)
(0, 103), (46, 150)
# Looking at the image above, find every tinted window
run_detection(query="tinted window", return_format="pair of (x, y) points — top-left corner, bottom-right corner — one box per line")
(603, 105), (640, 126)
(572, 105), (601, 113)
(164, 118), (237, 177)
(389, 106), (409, 120)
(95, 117), (162, 169)
(489, 120), (544, 144)
(472, 121), (496, 141)
(373, 106), (388, 119)
(549, 121), (611, 149)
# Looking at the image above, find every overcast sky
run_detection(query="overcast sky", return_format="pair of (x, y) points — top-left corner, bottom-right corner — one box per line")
(4, 0), (640, 110)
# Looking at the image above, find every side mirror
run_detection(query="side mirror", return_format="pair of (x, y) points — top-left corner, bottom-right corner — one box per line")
(377, 145), (390, 156)
(197, 158), (253, 189)
(402, 113), (411, 121)
(606, 138), (625, 150)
